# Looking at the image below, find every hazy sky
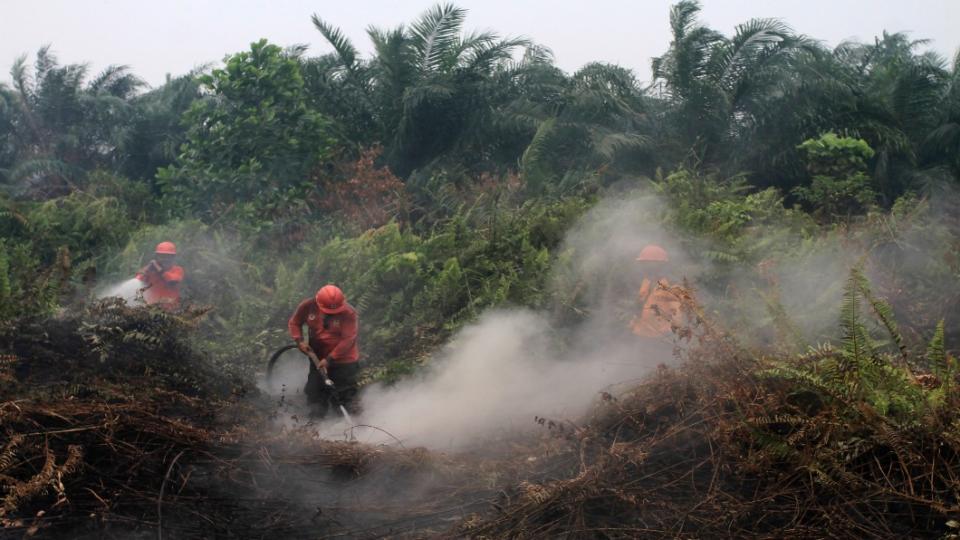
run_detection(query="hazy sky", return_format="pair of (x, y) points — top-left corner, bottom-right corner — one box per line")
(2, 1), (958, 88)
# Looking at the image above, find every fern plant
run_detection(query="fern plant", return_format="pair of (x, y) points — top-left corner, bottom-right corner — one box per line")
(764, 267), (942, 424)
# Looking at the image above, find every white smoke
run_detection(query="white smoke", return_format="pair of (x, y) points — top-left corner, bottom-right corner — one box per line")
(315, 191), (686, 450)
(348, 309), (664, 449)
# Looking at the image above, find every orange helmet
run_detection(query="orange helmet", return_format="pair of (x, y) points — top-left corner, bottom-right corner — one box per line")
(636, 244), (668, 262)
(315, 284), (347, 314)
(155, 241), (177, 255)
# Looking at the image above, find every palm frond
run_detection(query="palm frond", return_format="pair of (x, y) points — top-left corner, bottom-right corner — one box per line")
(711, 18), (793, 91)
(402, 81), (455, 110)
(367, 25), (414, 84)
(8, 157), (71, 184)
(520, 117), (556, 179)
(464, 37), (530, 73)
(668, 0), (703, 41)
(312, 14), (360, 71)
(409, 3), (467, 74)
(11, 55), (33, 102)
(284, 44), (310, 58)
(34, 45), (57, 82)
(591, 130), (652, 159)
(519, 44), (554, 66)
(88, 65), (144, 98)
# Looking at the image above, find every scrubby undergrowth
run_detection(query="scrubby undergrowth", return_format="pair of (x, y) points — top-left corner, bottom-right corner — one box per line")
(3, 275), (958, 539)
(462, 276), (960, 539)
(0, 303), (547, 538)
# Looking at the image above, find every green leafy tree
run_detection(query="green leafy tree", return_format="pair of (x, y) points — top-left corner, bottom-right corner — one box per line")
(793, 133), (877, 221)
(158, 40), (336, 221)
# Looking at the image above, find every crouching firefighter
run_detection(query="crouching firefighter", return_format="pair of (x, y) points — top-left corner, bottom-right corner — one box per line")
(287, 284), (361, 418)
(135, 241), (184, 311)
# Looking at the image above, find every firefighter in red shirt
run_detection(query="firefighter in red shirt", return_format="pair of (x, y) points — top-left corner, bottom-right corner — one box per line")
(288, 284), (361, 417)
(135, 242), (184, 310)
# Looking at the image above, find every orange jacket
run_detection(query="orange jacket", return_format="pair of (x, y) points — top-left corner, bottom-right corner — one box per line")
(288, 299), (359, 364)
(630, 278), (681, 338)
(135, 264), (184, 309)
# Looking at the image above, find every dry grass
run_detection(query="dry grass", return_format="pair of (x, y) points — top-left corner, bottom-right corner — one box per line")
(2, 294), (958, 538)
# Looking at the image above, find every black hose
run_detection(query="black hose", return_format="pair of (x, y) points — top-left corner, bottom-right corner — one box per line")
(265, 344), (302, 388)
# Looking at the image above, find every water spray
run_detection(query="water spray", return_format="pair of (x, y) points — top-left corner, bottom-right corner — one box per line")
(99, 278), (145, 305)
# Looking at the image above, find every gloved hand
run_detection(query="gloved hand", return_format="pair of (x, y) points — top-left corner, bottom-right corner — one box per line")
(296, 340), (312, 355)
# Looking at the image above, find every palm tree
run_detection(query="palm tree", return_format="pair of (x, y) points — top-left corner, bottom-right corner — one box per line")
(308, 3), (531, 175)
(650, 0), (815, 168)
(923, 49), (960, 178)
(0, 84), (17, 184)
(2, 46), (144, 197)
(832, 33), (951, 200)
(506, 59), (652, 193)
(116, 71), (204, 182)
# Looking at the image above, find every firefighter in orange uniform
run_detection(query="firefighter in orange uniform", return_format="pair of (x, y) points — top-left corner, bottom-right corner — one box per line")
(288, 284), (361, 418)
(630, 244), (682, 339)
(135, 242), (184, 310)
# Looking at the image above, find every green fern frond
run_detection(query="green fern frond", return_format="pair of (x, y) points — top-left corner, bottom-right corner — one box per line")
(839, 267), (874, 371)
(854, 269), (907, 362)
(928, 319), (947, 375)
(760, 364), (852, 402)
(928, 320), (954, 401)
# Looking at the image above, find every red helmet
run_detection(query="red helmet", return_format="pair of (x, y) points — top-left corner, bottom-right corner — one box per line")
(315, 284), (347, 314)
(155, 241), (177, 255)
(636, 244), (668, 262)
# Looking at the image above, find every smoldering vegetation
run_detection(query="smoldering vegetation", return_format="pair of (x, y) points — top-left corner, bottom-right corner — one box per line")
(5, 181), (958, 538)
(336, 194), (686, 450)
(337, 185), (960, 456)
(3, 0), (960, 537)
(0, 301), (532, 538)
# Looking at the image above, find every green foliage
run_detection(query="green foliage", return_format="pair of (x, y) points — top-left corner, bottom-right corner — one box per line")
(0, 3), (957, 388)
(793, 133), (878, 220)
(24, 192), (134, 261)
(158, 39), (336, 221)
(927, 320), (956, 402)
(764, 268), (949, 425)
(796, 133), (876, 177)
(0, 187), (140, 318)
(96, 194), (588, 377)
(651, 0), (814, 168)
(309, 4), (534, 176)
(1, 47), (145, 197)
(0, 239), (60, 322)
(118, 72), (204, 181)
(656, 167), (811, 264)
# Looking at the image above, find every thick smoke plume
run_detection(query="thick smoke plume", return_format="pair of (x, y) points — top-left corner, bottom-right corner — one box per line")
(316, 193), (685, 450)
(309, 185), (960, 450)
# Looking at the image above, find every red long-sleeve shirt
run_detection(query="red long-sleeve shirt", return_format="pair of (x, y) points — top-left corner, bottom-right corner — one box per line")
(287, 298), (359, 364)
(135, 264), (184, 310)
